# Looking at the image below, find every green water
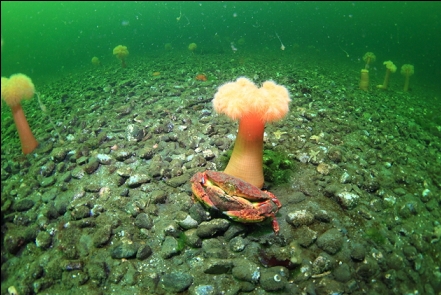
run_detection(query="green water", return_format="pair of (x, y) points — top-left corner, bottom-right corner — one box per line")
(1, 1), (440, 89)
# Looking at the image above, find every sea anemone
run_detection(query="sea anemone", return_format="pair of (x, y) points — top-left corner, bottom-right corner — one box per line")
(213, 77), (291, 188)
(363, 52), (376, 69)
(401, 64), (414, 92)
(113, 45), (129, 68)
(164, 43), (173, 51)
(195, 74), (207, 81)
(377, 61), (397, 90)
(1, 74), (38, 154)
(359, 69), (369, 91)
(91, 56), (100, 66)
(188, 43), (197, 53)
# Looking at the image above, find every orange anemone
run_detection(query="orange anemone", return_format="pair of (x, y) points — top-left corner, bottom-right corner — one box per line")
(213, 77), (291, 188)
(195, 74), (207, 81)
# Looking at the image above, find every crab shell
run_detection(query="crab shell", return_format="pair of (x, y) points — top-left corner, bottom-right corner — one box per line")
(190, 171), (282, 233)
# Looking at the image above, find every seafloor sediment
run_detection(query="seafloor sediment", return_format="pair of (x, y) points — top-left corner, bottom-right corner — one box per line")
(1, 50), (440, 295)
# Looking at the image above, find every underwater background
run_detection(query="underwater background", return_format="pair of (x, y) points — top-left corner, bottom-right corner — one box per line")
(1, 1), (441, 295)
(2, 1), (441, 88)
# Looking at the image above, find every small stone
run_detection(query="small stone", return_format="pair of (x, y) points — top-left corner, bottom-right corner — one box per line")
(136, 244), (153, 260)
(96, 153), (112, 165)
(202, 238), (227, 259)
(113, 149), (133, 161)
(316, 228), (344, 255)
(84, 157), (100, 174)
(93, 225), (112, 247)
(40, 176), (56, 187)
(177, 215), (199, 230)
(259, 267), (288, 291)
(76, 156), (88, 165)
(202, 149), (215, 160)
(13, 199), (34, 211)
(111, 242), (139, 259)
(51, 147), (69, 162)
(71, 167), (85, 179)
(139, 147), (155, 160)
(231, 259), (260, 283)
(183, 229), (202, 248)
(316, 277), (345, 295)
(40, 161), (55, 177)
(35, 231), (52, 249)
(333, 263), (352, 283)
(59, 171), (72, 182)
(160, 271), (193, 293)
(228, 236), (248, 252)
(116, 167), (133, 178)
(350, 243), (366, 262)
(294, 225), (317, 247)
(127, 174), (151, 187)
(151, 190), (167, 204)
(126, 124), (144, 142)
(335, 191), (359, 209)
(203, 258), (234, 274)
(286, 210), (314, 227)
(161, 236), (180, 259)
(166, 174), (188, 188)
(317, 162), (330, 175)
(135, 213), (153, 229)
(312, 252), (333, 275)
(71, 206), (90, 220)
(196, 219), (230, 238)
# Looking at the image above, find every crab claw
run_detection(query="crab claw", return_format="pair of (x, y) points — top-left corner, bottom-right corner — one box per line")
(272, 219), (280, 234)
(224, 209), (266, 223)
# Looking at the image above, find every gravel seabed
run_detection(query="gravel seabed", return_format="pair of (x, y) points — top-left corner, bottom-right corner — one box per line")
(1, 49), (440, 295)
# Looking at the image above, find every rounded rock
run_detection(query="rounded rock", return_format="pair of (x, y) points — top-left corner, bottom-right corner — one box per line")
(316, 228), (344, 255)
(160, 271), (193, 293)
(286, 210), (314, 227)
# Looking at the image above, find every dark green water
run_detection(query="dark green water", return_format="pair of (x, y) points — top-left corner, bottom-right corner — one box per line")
(2, 1), (440, 89)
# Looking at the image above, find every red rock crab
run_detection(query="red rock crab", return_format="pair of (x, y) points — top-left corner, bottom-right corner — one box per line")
(190, 171), (282, 233)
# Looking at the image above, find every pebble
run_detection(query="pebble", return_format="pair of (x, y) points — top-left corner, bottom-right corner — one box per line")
(160, 271), (193, 293)
(350, 243), (366, 262)
(96, 153), (112, 165)
(110, 242), (139, 259)
(134, 213), (153, 229)
(231, 258), (260, 283)
(93, 225), (112, 247)
(203, 258), (234, 274)
(228, 236), (248, 252)
(177, 214), (199, 230)
(161, 236), (180, 258)
(127, 174), (151, 187)
(316, 228), (344, 255)
(51, 147), (69, 162)
(193, 285), (216, 295)
(183, 229), (202, 248)
(84, 157), (100, 174)
(35, 231), (52, 249)
(196, 219), (230, 238)
(335, 191), (359, 209)
(166, 174), (189, 188)
(13, 199), (34, 211)
(286, 210), (315, 227)
(312, 252), (333, 275)
(136, 244), (153, 260)
(259, 267), (288, 291)
(113, 149), (133, 161)
(202, 238), (227, 259)
(71, 166), (85, 179)
(294, 225), (317, 247)
(40, 176), (56, 187)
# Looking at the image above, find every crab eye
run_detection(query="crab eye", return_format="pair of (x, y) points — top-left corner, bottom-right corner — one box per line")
(200, 177), (205, 184)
